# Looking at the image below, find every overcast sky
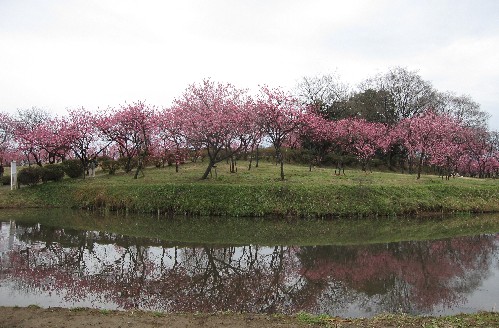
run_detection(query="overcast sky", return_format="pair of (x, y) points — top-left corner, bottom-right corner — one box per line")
(1, 0), (498, 130)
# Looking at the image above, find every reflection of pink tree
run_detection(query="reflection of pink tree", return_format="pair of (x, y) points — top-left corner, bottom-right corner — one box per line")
(298, 236), (495, 314)
(3, 230), (308, 313)
(3, 226), (497, 316)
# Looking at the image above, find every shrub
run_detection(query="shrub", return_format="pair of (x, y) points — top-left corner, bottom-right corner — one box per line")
(117, 157), (137, 173)
(1, 175), (10, 185)
(259, 147), (277, 162)
(100, 158), (120, 175)
(41, 164), (65, 182)
(61, 159), (84, 178)
(147, 155), (165, 168)
(17, 166), (44, 186)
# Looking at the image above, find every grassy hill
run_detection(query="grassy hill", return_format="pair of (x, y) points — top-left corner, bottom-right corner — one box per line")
(1, 161), (498, 218)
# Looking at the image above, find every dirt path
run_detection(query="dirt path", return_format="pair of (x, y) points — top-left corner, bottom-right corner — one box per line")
(0, 307), (309, 328)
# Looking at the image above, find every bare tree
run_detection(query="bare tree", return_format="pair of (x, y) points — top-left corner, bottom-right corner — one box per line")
(360, 67), (435, 121)
(295, 73), (350, 119)
(433, 91), (490, 129)
(341, 89), (397, 124)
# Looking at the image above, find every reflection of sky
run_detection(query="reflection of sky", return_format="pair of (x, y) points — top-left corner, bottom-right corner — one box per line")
(0, 222), (14, 253)
(0, 283), (120, 310)
(452, 253), (498, 315)
(1, 220), (498, 317)
(82, 244), (285, 278)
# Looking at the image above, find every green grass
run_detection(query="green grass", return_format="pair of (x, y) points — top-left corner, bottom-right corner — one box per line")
(1, 161), (498, 219)
(295, 311), (499, 327)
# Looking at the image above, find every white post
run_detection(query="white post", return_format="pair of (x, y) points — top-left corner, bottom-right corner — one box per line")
(10, 161), (17, 190)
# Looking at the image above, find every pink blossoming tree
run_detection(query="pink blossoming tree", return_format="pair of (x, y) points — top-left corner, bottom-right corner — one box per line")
(256, 86), (307, 180)
(173, 79), (254, 179)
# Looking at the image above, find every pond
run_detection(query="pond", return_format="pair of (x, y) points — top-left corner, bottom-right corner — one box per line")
(0, 210), (498, 318)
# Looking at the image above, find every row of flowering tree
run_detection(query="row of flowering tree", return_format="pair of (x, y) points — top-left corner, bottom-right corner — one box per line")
(0, 79), (498, 180)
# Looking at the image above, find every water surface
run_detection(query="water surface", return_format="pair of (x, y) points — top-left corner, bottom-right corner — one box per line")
(0, 214), (498, 318)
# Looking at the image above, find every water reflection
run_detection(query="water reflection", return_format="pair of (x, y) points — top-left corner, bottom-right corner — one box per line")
(0, 220), (498, 317)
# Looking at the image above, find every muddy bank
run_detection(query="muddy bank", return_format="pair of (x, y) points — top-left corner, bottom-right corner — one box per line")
(1, 307), (498, 328)
(0, 307), (304, 328)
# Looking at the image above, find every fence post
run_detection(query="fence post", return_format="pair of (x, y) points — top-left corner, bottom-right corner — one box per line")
(10, 161), (17, 190)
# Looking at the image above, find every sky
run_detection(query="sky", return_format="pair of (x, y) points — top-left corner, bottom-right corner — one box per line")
(1, 0), (498, 130)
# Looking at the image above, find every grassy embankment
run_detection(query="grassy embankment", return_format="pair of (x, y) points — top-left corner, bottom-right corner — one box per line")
(0, 161), (498, 219)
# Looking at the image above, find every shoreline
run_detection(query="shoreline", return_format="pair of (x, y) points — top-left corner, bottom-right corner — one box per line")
(0, 306), (497, 328)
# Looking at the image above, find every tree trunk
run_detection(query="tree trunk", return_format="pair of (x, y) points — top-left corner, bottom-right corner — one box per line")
(81, 158), (87, 180)
(387, 148), (393, 171)
(125, 157), (133, 173)
(248, 144), (256, 170)
(248, 154), (253, 170)
(255, 145), (259, 168)
(277, 150), (285, 180)
(201, 160), (215, 179)
(133, 159), (143, 179)
(335, 161), (344, 176)
(417, 151), (425, 179)
(280, 159), (285, 180)
(230, 156), (237, 173)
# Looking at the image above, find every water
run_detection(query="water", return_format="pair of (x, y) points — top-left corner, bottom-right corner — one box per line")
(0, 216), (498, 317)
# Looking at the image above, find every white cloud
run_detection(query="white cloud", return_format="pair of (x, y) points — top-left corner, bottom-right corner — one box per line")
(0, 0), (498, 129)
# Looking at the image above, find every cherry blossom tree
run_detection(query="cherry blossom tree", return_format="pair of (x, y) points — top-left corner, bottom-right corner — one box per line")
(64, 108), (111, 178)
(173, 79), (254, 179)
(0, 112), (15, 164)
(393, 110), (465, 179)
(424, 120), (467, 179)
(155, 107), (187, 173)
(244, 114), (264, 171)
(299, 111), (332, 171)
(47, 119), (70, 162)
(333, 118), (390, 172)
(459, 128), (499, 178)
(256, 86), (307, 180)
(98, 101), (156, 178)
(12, 107), (52, 166)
